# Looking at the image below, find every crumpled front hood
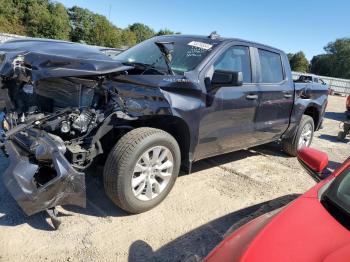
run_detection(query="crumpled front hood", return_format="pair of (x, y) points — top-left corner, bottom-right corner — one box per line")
(0, 38), (131, 81)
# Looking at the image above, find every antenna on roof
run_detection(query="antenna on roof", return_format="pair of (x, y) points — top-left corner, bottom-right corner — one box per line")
(208, 31), (220, 39)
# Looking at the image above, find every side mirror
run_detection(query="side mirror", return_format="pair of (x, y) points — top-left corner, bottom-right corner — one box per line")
(297, 147), (329, 180)
(211, 70), (243, 88)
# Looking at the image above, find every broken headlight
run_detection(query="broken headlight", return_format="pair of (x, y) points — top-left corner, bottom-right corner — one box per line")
(2, 117), (10, 132)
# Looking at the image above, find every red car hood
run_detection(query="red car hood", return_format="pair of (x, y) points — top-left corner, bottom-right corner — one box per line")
(205, 180), (350, 262)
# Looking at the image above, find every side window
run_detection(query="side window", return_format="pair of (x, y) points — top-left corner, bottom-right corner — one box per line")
(214, 46), (252, 83)
(258, 49), (284, 83)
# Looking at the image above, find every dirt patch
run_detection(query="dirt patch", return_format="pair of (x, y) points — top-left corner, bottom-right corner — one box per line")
(0, 95), (348, 262)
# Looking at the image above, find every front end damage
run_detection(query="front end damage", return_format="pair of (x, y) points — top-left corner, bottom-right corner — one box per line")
(0, 38), (202, 219)
(1, 107), (136, 218)
(0, 39), (142, 217)
(3, 129), (85, 216)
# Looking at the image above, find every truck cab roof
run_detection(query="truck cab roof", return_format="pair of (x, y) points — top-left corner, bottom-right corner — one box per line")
(154, 34), (285, 55)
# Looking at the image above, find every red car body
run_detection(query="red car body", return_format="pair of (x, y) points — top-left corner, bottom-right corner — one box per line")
(205, 149), (350, 262)
(346, 95), (350, 111)
(346, 96), (350, 118)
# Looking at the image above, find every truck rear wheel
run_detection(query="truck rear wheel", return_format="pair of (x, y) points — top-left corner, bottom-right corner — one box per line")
(103, 127), (181, 214)
(337, 131), (346, 141)
(282, 115), (314, 156)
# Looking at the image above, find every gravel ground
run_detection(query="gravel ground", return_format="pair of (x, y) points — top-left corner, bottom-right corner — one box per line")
(0, 95), (348, 262)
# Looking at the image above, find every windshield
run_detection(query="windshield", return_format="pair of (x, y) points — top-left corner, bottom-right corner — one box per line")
(114, 37), (220, 74)
(322, 166), (350, 228)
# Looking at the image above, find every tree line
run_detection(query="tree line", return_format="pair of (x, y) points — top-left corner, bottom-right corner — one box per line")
(288, 38), (350, 79)
(0, 0), (179, 48)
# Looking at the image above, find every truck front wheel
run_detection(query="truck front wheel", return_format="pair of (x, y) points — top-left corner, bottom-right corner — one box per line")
(282, 115), (314, 156)
(103, 127), (181, 214)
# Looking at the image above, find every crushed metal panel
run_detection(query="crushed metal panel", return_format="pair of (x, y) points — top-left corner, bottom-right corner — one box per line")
(0, 38), (132, 81)
(3, 136), (86, 216)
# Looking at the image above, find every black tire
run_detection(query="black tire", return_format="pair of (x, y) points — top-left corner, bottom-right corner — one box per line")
(103, 127), (181, 214)
(282, 115), (314, 156)
(346, 109), (350, 119)
(337, 131), (346, 141)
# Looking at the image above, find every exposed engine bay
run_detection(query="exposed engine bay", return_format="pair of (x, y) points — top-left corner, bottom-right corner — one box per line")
(0, 72), (138, 217)
(0, 39), (157, 217)
(0, 38), (169, 171)
(0, 37), (198, 220)
(2, 75), (128, 170)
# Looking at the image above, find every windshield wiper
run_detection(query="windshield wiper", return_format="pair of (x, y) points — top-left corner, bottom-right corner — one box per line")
(122, 61), (167, 75)
(154, 41), (175, 75)
(121, 41), (175, 75)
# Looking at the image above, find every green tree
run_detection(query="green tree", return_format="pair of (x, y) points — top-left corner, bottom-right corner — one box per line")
(0, 0), (26, 34)
(89, 14), (120, 47)
(324, 38), (350, 79)
(69, 6), (122, 47)
(156, 29), (175, 36)
(25, 0), (51, 37)
(47, 2), (70, 40)
(25, 0), (70, 40)
(128, 23), (155, 42)
(119, 29), (137, 47)
(0, 0), (179, 50)
(288, 51), (309, 72)
(68, 6), (95, 43)
(155, 29), (181, 36)
(310, 54), (333, 76)
(310, 38), (350, 79)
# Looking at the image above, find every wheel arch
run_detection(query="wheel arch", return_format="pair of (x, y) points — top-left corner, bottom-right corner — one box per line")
(95, 113), (192, 173)
(132, 115), (192, 173)
(303, 105), (320, 131)
(282, 102), (321, 145)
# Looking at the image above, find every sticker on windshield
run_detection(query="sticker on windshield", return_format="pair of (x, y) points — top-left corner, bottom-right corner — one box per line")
(187, 41), (213, 50)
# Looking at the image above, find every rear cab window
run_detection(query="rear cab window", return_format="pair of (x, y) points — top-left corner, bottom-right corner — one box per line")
(258, 49), (284, 83)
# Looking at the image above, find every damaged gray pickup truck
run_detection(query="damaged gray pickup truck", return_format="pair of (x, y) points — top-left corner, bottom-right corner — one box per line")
(0, 34), (328, 223)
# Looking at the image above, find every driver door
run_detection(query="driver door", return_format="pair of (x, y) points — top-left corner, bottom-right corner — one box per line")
(195, 45), (260, 160)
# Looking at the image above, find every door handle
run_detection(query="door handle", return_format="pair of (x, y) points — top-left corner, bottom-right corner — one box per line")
(246, 94), (258, 100)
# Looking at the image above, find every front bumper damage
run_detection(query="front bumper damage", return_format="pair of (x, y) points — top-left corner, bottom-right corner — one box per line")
(2, 129), (86, 216)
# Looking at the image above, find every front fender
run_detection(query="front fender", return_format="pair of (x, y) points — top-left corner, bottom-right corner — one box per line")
(107, 75), (205, 162)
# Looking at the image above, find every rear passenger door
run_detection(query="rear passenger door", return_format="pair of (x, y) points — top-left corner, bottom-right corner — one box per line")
(254, 48), (294, 142)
